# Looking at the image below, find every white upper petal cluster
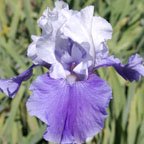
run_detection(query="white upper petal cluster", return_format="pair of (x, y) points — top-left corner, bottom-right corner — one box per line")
(27, 1), (112, 81)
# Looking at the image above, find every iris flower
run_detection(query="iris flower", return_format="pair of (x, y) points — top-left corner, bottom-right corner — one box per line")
(0, 1), (144, 143)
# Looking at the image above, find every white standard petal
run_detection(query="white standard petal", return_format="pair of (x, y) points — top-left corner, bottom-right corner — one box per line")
(61, 6), (113, 60)
(73, 60), (92, 79)
(61, 6), (94, 43)
(49, 62), (70, 79)
(38, 1), (73, 37)
(55, 0), (69, 10)
(36, 37), (57, 64)
(91, 16), (112, 49)
(27, 35), (44, 64)
(60, 6), (95, 57)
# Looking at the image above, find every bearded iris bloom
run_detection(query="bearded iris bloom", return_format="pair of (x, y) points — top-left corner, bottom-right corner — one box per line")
(0, 1), (144, 143)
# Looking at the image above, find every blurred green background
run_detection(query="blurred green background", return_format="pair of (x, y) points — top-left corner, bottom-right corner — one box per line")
(0, 0), (144, 143)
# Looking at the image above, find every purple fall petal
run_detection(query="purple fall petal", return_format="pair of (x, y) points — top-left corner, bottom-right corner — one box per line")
(26, 74), (112, 143)
(95, 54), (144, 81)
(0, 65), (34, 98)
(0, 79), (20, 98)
(114, 54), (144, 81)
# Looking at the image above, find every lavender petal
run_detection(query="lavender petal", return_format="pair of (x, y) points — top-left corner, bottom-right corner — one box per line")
(95, 54), (144, 81)
(115, 54), (144, 81)
(0, 65), (34, 98)
(26, 74), (112, 143)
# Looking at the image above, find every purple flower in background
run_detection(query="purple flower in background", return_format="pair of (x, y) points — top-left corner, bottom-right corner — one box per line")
(0, 1), (144, 143)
